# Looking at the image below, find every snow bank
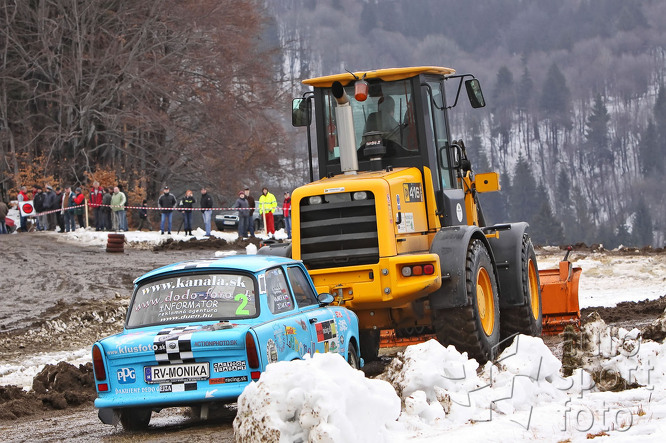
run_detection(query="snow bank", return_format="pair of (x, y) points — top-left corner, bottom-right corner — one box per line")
(233, 353), (400, 442)
(235, 333), (666, 441)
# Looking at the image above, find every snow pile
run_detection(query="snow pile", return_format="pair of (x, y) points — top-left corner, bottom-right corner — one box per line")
(233, 353), (400, 442)
(235, 334), (666, 441)
(571, 314), (666, 390)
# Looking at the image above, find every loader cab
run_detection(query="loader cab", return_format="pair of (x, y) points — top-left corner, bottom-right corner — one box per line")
(293, 67), (485, 226)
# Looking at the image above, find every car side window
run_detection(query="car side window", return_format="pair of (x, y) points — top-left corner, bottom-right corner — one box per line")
(286, 266), (318, 308)
(264, 267), (294, 314)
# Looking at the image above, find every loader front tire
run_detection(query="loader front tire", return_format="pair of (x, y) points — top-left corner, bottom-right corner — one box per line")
(432, 239), (500, 363)
(500, 234), (542, 340)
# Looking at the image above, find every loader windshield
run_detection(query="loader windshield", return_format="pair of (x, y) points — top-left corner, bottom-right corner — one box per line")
(322, 80), (420, 162)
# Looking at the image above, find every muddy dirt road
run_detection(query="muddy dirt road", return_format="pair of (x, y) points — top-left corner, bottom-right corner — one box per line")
(0, 233), (664, 442)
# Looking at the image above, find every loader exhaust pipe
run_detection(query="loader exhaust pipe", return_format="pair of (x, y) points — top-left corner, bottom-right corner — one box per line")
(332, 81), (359, 174)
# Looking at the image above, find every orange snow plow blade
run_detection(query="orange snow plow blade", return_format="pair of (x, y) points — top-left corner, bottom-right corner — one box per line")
(539, 255), (582, 335)
(379, 329), (436, 348)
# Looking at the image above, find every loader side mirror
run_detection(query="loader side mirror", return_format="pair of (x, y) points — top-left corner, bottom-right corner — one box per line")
(292, 98), (312, 127)
(465, 79), (485, 108)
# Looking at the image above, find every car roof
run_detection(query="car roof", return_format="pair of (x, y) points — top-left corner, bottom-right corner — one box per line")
(134, 255), (300, 284)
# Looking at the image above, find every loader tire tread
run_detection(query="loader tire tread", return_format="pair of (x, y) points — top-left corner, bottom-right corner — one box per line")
(499, 234), (542, 342)
(432, 239), (500, 363)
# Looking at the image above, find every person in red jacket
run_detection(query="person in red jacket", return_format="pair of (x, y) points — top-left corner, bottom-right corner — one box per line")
(73, 187), (86, 228)
(283, 191), (291, 239)
(89, 181), (104, 231)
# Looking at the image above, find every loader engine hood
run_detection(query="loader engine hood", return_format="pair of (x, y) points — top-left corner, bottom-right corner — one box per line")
(292, 167), (428, 270)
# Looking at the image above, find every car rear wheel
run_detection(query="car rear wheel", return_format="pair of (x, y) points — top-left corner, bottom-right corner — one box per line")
(120, 407), (151, 431)
(347, 342), (360, 369)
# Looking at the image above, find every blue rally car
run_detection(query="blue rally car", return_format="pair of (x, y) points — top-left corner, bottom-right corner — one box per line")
(92, 255), (361, 430)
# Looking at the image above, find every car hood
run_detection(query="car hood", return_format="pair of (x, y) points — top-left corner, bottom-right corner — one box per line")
(98, 322), (251, 360)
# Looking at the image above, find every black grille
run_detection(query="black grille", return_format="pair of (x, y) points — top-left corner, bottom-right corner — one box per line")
(299, 193), (379, 269)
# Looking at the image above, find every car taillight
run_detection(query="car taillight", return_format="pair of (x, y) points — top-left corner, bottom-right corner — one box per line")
(245, 332), (260, 370)
(92, 345), (107, 381)
(401, 264), (436, 277)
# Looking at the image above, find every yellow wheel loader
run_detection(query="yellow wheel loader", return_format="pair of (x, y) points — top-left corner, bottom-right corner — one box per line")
(262, 67), (580, 363)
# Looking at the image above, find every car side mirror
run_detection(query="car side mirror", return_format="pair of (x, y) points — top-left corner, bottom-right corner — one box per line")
(317, 293), (335, 305)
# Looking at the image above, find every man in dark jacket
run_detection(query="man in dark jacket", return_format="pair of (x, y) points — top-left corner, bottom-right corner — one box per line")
(101, 188), (113, 231)
(232, 191), (251, 238)
(244, 186), (255, 238)
(43, 185), (57, 230)
(200, 187), (213, 236)
(33, 186), (46, 231)
(158, 186), (177, 234)
(54, 187), (65, 232)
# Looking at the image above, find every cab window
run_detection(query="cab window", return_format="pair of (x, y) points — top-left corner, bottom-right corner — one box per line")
(425, 80), (452, 189)
(286, 266), (317, 308)
(322, 79), (419, 161)
(264, 267), (294, 314)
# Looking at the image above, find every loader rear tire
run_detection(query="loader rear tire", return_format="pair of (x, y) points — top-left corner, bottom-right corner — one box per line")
(500, 234), (542, 341)
(432, 239), (500, 363)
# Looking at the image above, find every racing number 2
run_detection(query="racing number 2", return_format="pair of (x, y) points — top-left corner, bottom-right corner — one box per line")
(235, 293), (250, 315)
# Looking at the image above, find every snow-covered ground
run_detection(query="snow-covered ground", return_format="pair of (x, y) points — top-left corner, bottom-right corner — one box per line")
(2, 226), (665, 441)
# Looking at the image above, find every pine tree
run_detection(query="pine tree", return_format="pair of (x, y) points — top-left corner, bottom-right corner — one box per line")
(585, 93), (612, 170)
(509, 153), (539, 224)
(539, 63), (572, 132)
(632, 198), (653, 247)
(491, 66), (514, 156)
(639, 120), (660, 176)
(531, 184), (564, 246)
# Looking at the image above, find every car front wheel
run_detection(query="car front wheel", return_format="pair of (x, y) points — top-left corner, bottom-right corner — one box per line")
(347, 342), (360, 369)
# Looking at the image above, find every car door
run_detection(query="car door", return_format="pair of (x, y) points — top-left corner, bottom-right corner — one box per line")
(285, 265), (340, 356)
(262, 266), (313, 362)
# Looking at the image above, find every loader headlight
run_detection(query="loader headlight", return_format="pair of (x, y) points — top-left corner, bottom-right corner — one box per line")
(308, 196), (323, 205)
(352, 191), (368, 200)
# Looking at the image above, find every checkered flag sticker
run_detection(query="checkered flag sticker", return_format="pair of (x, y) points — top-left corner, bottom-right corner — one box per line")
(153, 326), (200, 364)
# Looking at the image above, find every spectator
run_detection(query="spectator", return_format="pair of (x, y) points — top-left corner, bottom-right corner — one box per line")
(62, 186), (76, 232)
(244, 186), (255, 238)
(101, 187), (112, 231)
(110, 186), (126, 231)
(118, 184), (129, 231)
(283, 191), (292, 239)
(17, 186), (29, 232)
(0, 200), (8, 234)
(33, 186), (45, 231)
(73, 187), (86, 228)
(232, 190), (250, 239)
(179, 189), (196, 236)
(200, 187), (213, 237)
(44, 185), (57, 230)
(258, 187), (277, 236)
(54, 187), (65, 232)
(158, 186), (177, 234)
(90, 181), (104, 231)
(137, 200), (153, 231)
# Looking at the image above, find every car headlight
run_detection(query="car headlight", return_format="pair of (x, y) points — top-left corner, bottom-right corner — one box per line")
(308, 196), (323, 205)
(353, 191), (368, 200)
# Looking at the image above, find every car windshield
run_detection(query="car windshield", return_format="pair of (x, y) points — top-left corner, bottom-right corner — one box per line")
(127, 272), (258, 328)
